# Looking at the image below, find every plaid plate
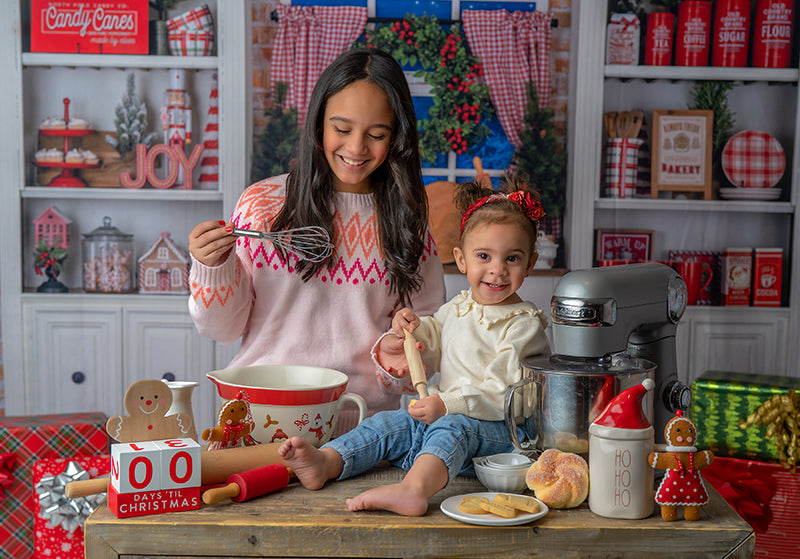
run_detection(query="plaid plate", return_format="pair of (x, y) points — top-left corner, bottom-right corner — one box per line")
(604, 138), (643, 198)
(721, 130), (785, 188)
(169, 30), (214, 56)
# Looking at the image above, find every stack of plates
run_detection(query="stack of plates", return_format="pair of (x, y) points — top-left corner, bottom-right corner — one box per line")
(719, 187), (782, 201)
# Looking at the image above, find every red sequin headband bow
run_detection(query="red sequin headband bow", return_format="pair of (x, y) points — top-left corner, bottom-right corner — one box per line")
(459, 191), (545, 236)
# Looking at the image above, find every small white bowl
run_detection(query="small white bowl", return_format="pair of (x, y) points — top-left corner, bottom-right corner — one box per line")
(484, 453), (532, 468)
(472, 457), (528, 493)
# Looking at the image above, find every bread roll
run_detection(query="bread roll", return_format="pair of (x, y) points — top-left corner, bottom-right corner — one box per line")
(525, 448), (589, 509)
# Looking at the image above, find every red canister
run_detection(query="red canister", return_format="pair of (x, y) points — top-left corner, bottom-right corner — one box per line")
(645, 11), (675, 65)
(675, 1), (712, 66)
(712, 0), (751, 66)
(752, 0), (795, 68)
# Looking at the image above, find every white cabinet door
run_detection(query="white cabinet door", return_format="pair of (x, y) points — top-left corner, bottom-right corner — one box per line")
(676, 308), (790, 385)
(124, 307), (216, 436)
(22, 302), (122, 416)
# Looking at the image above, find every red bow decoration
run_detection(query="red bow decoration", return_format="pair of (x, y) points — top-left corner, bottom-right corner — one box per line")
(459, 190), (545, 236)
(0, 452), (17, 500)
(702, 461), (776, 533)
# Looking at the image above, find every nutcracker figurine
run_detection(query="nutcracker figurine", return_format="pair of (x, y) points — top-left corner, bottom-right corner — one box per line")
(162, 68), (192, 183)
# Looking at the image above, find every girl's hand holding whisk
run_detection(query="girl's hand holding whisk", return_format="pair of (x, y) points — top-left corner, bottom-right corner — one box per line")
(189, 220), (237, 267)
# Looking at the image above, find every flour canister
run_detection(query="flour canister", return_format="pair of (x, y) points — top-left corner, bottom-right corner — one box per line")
(752, 0), (795, 68)
(588, 378), (655, 519)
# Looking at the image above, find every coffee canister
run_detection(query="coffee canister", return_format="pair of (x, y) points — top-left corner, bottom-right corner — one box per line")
(752, 0), (794, 68)
(645, 11), (675, 65)
(712, 0), (751, 66)
(675, 1), (712, 66)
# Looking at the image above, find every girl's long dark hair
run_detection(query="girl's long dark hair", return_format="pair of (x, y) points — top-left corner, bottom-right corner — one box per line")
(271, 47), (427, 307)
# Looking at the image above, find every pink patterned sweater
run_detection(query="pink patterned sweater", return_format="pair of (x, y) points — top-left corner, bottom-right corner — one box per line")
(189, 175), (446, 428)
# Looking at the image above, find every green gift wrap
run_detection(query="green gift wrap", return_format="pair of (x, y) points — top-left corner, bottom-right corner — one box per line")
(690, 371), (800, 462)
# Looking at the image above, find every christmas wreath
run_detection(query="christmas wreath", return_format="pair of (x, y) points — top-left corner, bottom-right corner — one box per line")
(357, 14), (494, 165)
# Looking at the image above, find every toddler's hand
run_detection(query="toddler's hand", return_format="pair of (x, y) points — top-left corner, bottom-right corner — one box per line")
(189, 220), (236, 267)
(391, 307), (420, 337)
(408, 395), (445, 425)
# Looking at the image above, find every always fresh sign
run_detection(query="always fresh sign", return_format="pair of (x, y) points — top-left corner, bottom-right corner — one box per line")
(31, 1), (148, 54)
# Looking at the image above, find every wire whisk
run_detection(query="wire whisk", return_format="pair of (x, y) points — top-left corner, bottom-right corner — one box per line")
(232, 226), (334, 263)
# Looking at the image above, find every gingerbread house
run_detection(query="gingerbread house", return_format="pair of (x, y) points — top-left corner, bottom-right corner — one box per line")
(33, 206), (71, 248)
(137, 231), (189, 294)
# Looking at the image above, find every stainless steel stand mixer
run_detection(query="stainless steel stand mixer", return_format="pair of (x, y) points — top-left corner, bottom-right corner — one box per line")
(506, 262), (692, 454)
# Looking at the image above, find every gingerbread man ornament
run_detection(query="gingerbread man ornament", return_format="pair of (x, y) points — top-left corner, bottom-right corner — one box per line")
(106, 379), (191, 442)
(201, 391), (259, 451)
(648, 410), (714, 521)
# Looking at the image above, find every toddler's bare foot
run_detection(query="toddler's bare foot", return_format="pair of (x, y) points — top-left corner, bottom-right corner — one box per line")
(346, 483), (429, 516)
(277, 436), (332, 490)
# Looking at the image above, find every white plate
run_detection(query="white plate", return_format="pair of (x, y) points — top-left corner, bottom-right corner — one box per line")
(719, 187), (782, 201)
(439, 492), (549, 526)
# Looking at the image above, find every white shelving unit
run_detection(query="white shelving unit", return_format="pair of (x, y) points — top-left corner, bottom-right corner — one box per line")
(566, 0), (799, 383)
(0, 1), (251, 431)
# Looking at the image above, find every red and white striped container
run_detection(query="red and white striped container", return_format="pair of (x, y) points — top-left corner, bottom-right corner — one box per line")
(712, 0), (751, 67)
(675, 1), (713, 66)
(752, 0), (795, 68)
(645, 12), (675, 65)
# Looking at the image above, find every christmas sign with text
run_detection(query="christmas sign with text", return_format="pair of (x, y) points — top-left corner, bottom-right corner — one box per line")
(31, 0), (148, 54)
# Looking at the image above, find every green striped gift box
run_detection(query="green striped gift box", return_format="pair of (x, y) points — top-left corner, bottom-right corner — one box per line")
(690, 371), (800, 462)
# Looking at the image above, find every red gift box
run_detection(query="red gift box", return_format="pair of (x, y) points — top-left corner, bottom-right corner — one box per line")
(30, 0), (148, 55)
(703, 456), (800, 558)
(33, 455), (110, 559)
(0, 413), (108, 559)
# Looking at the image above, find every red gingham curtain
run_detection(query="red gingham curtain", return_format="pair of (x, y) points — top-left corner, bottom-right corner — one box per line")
(462, 10), (552, 147)
(271, 5), (368, 127)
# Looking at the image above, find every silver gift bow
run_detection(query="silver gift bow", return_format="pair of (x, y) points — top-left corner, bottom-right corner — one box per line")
(35, 461), (106, 533)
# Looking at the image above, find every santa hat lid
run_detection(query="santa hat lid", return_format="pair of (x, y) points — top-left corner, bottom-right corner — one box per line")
(593, 378), (655, 429)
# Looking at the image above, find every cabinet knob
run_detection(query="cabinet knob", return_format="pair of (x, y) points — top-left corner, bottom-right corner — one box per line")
(71, 371), (85, 384)
(162, 372), (176, 382)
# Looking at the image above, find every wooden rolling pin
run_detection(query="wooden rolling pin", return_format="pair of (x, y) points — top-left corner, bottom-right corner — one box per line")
(404, 329), (428, 402)
(65, 442), (286, 499)
(202, 463), (290, 505)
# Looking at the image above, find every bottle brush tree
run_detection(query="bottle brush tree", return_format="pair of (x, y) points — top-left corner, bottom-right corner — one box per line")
(106, 73), (158, 159)
(512, 81), (567, 221)
(251, 82), (299, 182)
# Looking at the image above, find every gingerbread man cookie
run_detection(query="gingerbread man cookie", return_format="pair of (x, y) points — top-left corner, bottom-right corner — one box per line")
(648, 410), (714, 521)
(106, 379), (191, 442)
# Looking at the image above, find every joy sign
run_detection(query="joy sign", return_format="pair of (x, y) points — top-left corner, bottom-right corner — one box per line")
(120, 143), (204, 190)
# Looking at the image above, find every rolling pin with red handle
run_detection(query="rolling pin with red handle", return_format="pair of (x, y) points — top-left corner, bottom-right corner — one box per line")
(404, 328), (427, 401)
(65, 442), (288, 499)
(202, 462), (290, 505)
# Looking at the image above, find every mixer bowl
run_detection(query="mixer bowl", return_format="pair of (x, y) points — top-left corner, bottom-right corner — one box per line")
(505, 353), (655, 457)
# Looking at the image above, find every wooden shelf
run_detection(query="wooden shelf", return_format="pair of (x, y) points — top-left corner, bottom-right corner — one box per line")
(21, 185), (223, 201)
(605, 65), (799, 83)
(595, 198), (795, 214)
(22, 53), (218, 69)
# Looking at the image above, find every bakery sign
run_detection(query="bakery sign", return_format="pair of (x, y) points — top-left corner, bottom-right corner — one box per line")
(31, 0), (148, 55)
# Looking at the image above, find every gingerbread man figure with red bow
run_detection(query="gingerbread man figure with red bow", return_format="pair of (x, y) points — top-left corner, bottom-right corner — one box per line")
(648, 410), (714, 521)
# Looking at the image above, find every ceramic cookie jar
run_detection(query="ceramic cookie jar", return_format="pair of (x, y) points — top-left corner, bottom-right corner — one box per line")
(588, 378), (655, 519)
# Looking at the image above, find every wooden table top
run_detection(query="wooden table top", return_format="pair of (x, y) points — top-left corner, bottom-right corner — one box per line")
(84, 466), (754, 559)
